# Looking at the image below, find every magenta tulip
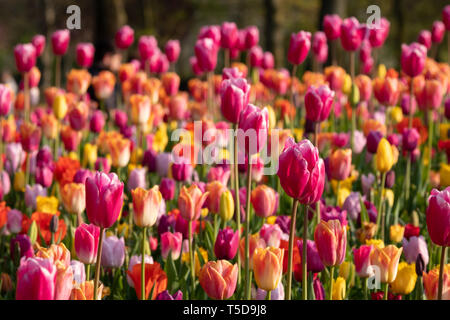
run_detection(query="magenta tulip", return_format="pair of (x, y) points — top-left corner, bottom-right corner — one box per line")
(223, 67), (243, 80)
(244, 26), (259, 49)
(14, 43), (36, 73)
(165, 40), (181, 63)
(51, 29), (70, 56)
(262, 52), (274, 69)
(417, 30), (432, 50)
(402, 128), (420, 152)
(75, 223), (100, 264)
(221, 22), (238, 49)
(90, 110), (105, 133)
(76, 43), (95, 68)
(323, 14), (342, 40)
(161, 231), (183, 260)
(277, 138), (325, 205)
(138, 35), (158, 60)
(312, 31), (328, 63)
(190, 56), (203, 76)
(115, 25), (134, 49)
(426, 187), (450, 246)
(304, 84), (335, 123)
(194, 38), (218, 72)
(287, 31), (311, 65)
(85, 172), (124, 229)
(214, 227), (239, 260)
(0, 84), (12, 116)
(237, 104), (269, 155)
(160, 178), (175, 201)
(443, 5), (450, 30)
(220, 77), (250, 123)
(31, 34), (46, 57)
(249, 46), (264, 68)
(432, 21), (446, 43)
(297, 239), (325, 273)
(368, 17), (390, 48)
(401, 42), (427, 78)
(16, 257), (57, 300)
(199, 25), (221, 46)
(340, 17), (364, 52)
(353, 245), (373, 278)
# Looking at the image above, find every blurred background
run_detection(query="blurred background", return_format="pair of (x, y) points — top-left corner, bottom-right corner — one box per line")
(0, 0), (448, 87)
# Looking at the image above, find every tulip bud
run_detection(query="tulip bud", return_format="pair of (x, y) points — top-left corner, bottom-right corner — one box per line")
(384, 170), (395, 188)
(349, 83), (360, 108)
(375, 138), (394, 173)
(415, 253), (425, 277)
(53, 94), (68, 120)
(50, 215), (59, 234)
(219, 189), (234, 222)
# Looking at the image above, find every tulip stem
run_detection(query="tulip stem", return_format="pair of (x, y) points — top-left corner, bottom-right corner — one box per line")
(94, 227), (105, 300)
(329, 266), (334, 300)
(25, 153), (30, 187)
(266, 290), (271, 300)
(335, 181), (341, 207)
(302, 204), (308, 300)
(234, 124), (241, 287)
(438, 246), (447, 300)
(55, 55), (61, 88)
(376, 171), (387, 239)
(286, 198), (299, 300)
(188, 220), (196, 297)
(225, 49), (230, 68)
(351, 107), (356, 152)
(141, 226), (147, 300)
(405, 153), (411, 208)
(86, 264), (90, 282)
(244, 157), (253, 300)
(363, 277), (368, 300)
(289, 64), (298, 131)
(24, 72), (30, 122)
(426, 109), (433, 191)
(408, 80), (414, 128)
(384, 282), (389, 300)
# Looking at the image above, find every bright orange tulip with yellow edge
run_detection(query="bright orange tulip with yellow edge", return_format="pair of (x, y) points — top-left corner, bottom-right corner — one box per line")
(253, 247), (284, 291)
(131, 186), (162, 228)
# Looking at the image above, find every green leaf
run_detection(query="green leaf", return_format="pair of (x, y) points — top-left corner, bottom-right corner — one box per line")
(28, 221), (38, 245)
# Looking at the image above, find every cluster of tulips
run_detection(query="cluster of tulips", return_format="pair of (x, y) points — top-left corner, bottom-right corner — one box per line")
(0, 5), (449, 301)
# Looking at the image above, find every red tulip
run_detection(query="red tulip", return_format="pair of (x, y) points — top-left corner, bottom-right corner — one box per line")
(353, 245), (373, 278)
(195, 38), (218, 72)
(373, 77), (401, 106)
(115, 25), (134, 49)
(76, 43), (95, 68)
(51, 29), (70, 56)
(75, 223), (100, 264)
(277, 137), (325, 205)
(417, 30), (432, 50)
(32, 34), (46, 57)
(401, 42), (427, 78)
(165, 40), (180, 63)
(287, 31), (311, 65)
(340, 17), (364, 52)
(221, 22), (238, 49)
(238, 104), (269, 155)
(323, 14), (342, 40)
(304, 84), (335, 122)
(14, 43), (36, 73)
(314, 219), (347, 267)
(432, 21), (446, 43)
(138, 35), (158, 60)
(312, 31), (328, 63)
(85, 172), (124, 229)
(368, 17), (390, 48)
(426, 187), (450, 246)
(220, 77), (250, 123)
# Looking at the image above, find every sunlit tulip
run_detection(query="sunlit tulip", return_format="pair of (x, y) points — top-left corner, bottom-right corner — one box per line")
(128, 262), (167, 300)
(115, 25), (134, 49)
(314, 219), (347, 267)
(426, 188), (450, 246)
(251, 185), (277, 218)
(101, 236), (125, 268)
(402, 236), (429, 267)
(74, 223), (99, 264)
(389, 224), (405, 243)
(287, 31), (311, 65)
(375, 138), (394, 173)
(61, 182), (85, 215)
(92, 71), (116, 100)
(390, 262), (417, 295)
(329, 149), (352, 181)
(219, 189), (234, 222)
(76, 43), (94, 68)
(199, 260), (238, 300)
(340, 17), (363, 51)
(401, 43), (427, 78)
(131, 186), (162, 228)
(16, 257), (57, 300)
(108, 137), (130, 168)
(239, 235), (266, 270)
(51, 30), (70, 55)
(304, 84), (335, 122)
(220, 77), (250, 123)
(161, 231), (183, 260)
(370, 245), (403, 283)
(165, 40), (181, 63)
(14, 43), (36, 73)
(253, 247), (284, 292)
(323, 14), (342, 40)
(423, 265), (450, 300)
(32, 34), (46, 57)
(215, 227), (239, 260)
(178, 185), (209, 221)
(129, 94), (151, 125)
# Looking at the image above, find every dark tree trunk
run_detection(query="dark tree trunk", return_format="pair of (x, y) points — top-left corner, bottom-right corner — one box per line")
(264, 0), (274, 53)
(94, 0), (127, 45)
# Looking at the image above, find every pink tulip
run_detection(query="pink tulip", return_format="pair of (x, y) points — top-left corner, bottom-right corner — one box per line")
(214, 227), (239, 260)
(304, 84), (335, 123)
(262, 52), (274, 69)
(401, 42), (427, 78)
(101, 236), (125, 268)
(90, 110), (105, 133)
(85, 172), (124, 229)
(312, 31), (328, 63)
(238, 104), (269, 155)
(207, 166), (231, 186)
(54, 263), (73, 300)
(359, 40), (372, 63)
(260, 224), (283, 248)
(221, 22), (238, 49)
(161, 231), (183, 260)
(75, 223), (100, 264)
(165, 40), (181, 63)
(115, 25), (134, 49)
(323, 14), (342, 40)
(51, 29), (70, 56)
(353, 245), (374, 278)
(244, 26), (259, 49)
(32, 34), (46, 57)
(194, 38), (218, 72)
(287, 31), (311, 65)
(249, 46), (264, 67)
(76, 43), (95, 68)
(199, 25), (221, 46)
(278, 138), (325, 204)
(426, 187), (450, 246)
(7, 209), (22, 234)
(220, 77), (250, 123)
(417, 30), (432, 50)
(14, 43), (36, 73)
(368, 17), (390, 48)
(402, 236), (429, 266)
(168, 94), (188, 120)
(35, 165), (53, 188)
(223, 67), (243, 80)
(314, 219), (347, 267)
(0, 84), (13, 116)
(340, 17), (364, 52)
(190, 56), (203, 76)
(432, 21), (446, 43)
(443, 5), (450, 30)
(138, 35), (158, 60)
(16, 257), (57, 300)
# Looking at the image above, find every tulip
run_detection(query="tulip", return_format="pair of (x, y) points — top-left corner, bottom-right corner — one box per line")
(32, 34), (46, 57)
(76, 43), (94, 68)
(92, 71), (116, 100)
(296, 239), (325, 273)
(162, 72), (180, 97)
(0, 84), (12, 116)
(402, 128), (420, 152)
(199, 260), (238, 300)
(219, 189), (234, 222)
(138, 35), (157, 61)
(51, 30), (70, 55)
(401, 43), (427, 78)
(168, 94), (188, 120)
(444, 5), (450, 30)
(221, 22), (238, 50)
(376, 138), (394, 173)
(402, 236), (429, 267)
(61, 182), (86, 216)
(115, 25), (134, 49)
(220, 77), (250, 123)
(16, 257), (57, 300)
(262, 51), (274, 69)
(75, 223), (100, 265)
(389, 224), (405, 243)
(178, 185), (209, 222)
(89, 110), (105, 133)
(353, 245), (374, 280)
(156, 290), (183, 300)
(101, 236), (125, 268)
(244, 26), (259, 49)
(331, 277), (346, 300)
(249, 185), (277, 218)
(108, 137), (130, 168)
(370, 245), (403, 287)
(127, 262), (167, 300)
(417, 30), (432, 50)
(314, 219), (347, 267)
(206, 181), (226, 214)
(253, 247), (284, 293)
(312, 31), (328, 64)
(165, 40), (181, 63)
(71, 260), (86, 285)
(390, 262), (417, 295)
(20, 121), (41, 153)
(171, 162), (193, 182)
(432, 21), (445, 43)
(160, 178), (175, 201)
(7, 209), (22, 234)
(369, 17), (390, 48)
(287, 31), (311, 66)
(161, 231), (183, 260)
(238, 104), (269, 156)
(329, 149), (352, 181)
(214, 227), (239, 260)
(131, 186), (162, 228)
(426, 187), (450, 247)
(340, 17), (363, 52)
(194, 38), (218, 72)
(253, 281), (284, 300)
(14, 43), (36, 73)
(323, 14), (342, 40)
(304, 85), (335, 122)
(373, 77), (400, 107)
(423, 266), (450, 300)
(249, 46), (263, 67)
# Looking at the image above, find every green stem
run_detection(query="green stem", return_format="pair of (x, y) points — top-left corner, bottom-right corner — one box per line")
(405, 153), (411, 206)
(86, 264), (90, 282)
(376, 172), (387, 238)
(290, 64), (298, 131)
(384, 282), (389, 300)
(329, 266), (334, 300)
(266, 290), (271, 300)
(93, 227), (105, 300)
(188, 220), (196, 297)
(426, 109), (433, 191)
(336, 180), (341, 207)
(302, 205), (308, 300)
(408, 80), (414, 128)
(244, 156), (253, 300)
(363, 277), (368, 300)
(286, 199), (299, 300)
(438, 246), (447, 300)
(141, 226), (147, 300)
(233, 124), (241, 286)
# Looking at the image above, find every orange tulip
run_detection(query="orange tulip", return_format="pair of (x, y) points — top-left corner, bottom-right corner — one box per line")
(66, 69), (92, 95)
(24, 211), (67, 245)
(253, 247), (284, 291)
(178, 185), (209, 221)
(370, 245), (403, 283)
(108, 137), (131, 168)
(127, 262), (167, 300)
(61, 182), (86, 215)
(199, 260), (238, 300)
(92, 71), (116, 100)
(130, 94), (151, 125)
(206, 181), (226, 214)
(329, 148), (352, 181)
(40, 113), (58, 139)
(239, 234), (266, 270)
(423, 265), (450, 300)
(251, 184), (277, 218)
(71, 280), (104, 300)
(131, 186), (162, 228)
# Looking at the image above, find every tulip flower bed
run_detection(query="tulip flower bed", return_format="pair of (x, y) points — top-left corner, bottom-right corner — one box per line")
(0, 6), (450, 302)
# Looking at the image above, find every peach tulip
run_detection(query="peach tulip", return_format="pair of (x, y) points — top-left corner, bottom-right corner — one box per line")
(370, 245), (403, 283)
(253, 247), (284, 291)
(199, 260), (238, 300)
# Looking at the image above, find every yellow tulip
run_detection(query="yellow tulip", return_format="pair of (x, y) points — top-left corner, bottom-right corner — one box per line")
(182, 247), (208, 277)
(219, 189), (234, 222)
(440, 162), (450, 188)
(339, 261), (355, 286)
(388, 106), (403, 124)
(390, 262), (417, 295)
(332, 277), (346, 300)
(153, 124), (168, 152)
(13, 171), (25, 192)
(130, 147), (143, 164)
(266, 216), (277, 225)
(266, 105), (277, 129)
(389, 224), (405, 243)
(36, 196), (59, 214)
(377, 64), (387, 79)
(365, 239), (384, 249)
(52, 94), (68, 120)
(342, 74), (352, 95)
(439, 123), (450, 140)
(337, 187), (350, 207)
(82, 143), (97, 168)
(376, 138), (394, 173)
